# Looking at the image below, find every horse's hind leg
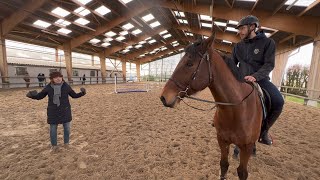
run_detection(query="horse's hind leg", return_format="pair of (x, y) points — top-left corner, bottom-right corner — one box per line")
(237, 143), (254, 180)
(234, 143), (256, 159)
(217, 136), (230, 180)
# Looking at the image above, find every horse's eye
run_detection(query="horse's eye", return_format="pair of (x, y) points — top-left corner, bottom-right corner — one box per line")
(186, 62), (193, 67)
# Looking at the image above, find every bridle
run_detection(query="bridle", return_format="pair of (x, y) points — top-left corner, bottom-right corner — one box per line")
(169, 50), (254, 111)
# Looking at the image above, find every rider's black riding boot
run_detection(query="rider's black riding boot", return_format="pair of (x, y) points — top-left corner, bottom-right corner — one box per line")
(259, 109), (282, 145)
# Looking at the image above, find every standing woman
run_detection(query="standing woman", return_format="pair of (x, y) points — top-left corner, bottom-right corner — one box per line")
(26, 71), (86, 150)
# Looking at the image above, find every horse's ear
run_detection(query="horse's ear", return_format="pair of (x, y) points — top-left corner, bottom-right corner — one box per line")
(203, 33), (215, 49)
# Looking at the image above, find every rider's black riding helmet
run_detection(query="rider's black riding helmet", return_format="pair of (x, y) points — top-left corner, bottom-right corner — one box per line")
(236, 15), (260, 29)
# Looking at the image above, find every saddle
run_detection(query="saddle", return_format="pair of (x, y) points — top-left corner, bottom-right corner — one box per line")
(251, 82), (271, 120)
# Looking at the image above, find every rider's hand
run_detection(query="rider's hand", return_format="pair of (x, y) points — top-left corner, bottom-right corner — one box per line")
(244, 76), (256, 82)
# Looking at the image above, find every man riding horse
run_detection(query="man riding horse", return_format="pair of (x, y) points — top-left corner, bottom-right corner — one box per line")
(226, 15), (284, 145)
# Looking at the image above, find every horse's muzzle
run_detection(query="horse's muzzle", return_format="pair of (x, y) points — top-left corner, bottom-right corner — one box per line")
(160, 96), (174, 108)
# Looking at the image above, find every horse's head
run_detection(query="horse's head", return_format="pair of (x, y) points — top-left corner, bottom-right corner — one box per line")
(160, 34), (215, 108)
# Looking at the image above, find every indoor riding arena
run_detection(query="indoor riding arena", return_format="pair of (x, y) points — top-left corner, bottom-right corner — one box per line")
(1, 0), (320, 180)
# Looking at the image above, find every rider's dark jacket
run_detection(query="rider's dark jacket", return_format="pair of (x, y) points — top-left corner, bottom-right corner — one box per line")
(230, 31), (276, 81)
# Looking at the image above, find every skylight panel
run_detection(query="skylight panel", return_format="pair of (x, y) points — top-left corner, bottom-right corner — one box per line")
(104, 37), (113, 42)
(285, 0), (316, 7)
(126, 45), (133, 49)
(186, 32), (193, 36)
(222, 40), (232, 44)
(74, 7), (90, 16)
(203, 36), (208, 39)
(139, 41), (146, 44)
(101, 42), (111, 47)
(200, 15), (212, 21)
(105, 31), (117, 37)
(57, 28), (72, 34)
(75, 18), (90, 25)
(132, 29), (142, 35)
(95, 6), (111, 16)
(228, 20), (238, 25)
(52, 7), (70, 17)
(55, 19), (71, 27)
(142, 14), (155, 22)
(150, 21), (161, 28)
(178, 19), (188, 24)
(226, 27), (238, 32)
(135, 44), (142, 48)
(116, 36), (126, 41)
(214, 21), (227, 27)
(123, 23), (134, 30)
(163, 34), (172, 39)
(159, 30), (168, 35)
(179, 48), (184, 51)
(172, 41), (178, 44)
(139, 54), (145, 57)
(145, 37), (151, 41)
(77, 0), (92, 5)
(172, 43), (179, 47)
(90, 38), (101, 44)
(174, 11), (185, 17)
(201, 22), (212, 28)
(122, 0), (133, 4)
(123, 49), (130, 53)
(148, 39), (156, 44)
(120, 31), (128, 36)
(33, 20), (51, 28)
(162, 47), (167, 50)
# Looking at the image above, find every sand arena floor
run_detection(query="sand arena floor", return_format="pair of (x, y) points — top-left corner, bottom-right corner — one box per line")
(0, 84), (319, 180)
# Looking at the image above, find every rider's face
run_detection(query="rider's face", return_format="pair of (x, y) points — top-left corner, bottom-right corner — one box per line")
(238, 25), (255, 40)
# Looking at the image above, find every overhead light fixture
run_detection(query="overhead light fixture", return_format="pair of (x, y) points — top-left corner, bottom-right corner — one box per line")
(142, 14), (155, 22)
(95, 6), (111, 15)
(122, 23), (134, 30)
(74, 7), (90, 16)
(33, 20), (51, 28)
(75, 18), (90, 25)
(57, 28), (72, 34)
(105, 31), (117, 37)
(150, 21), (161, 28)
(51, 7), (70, 17)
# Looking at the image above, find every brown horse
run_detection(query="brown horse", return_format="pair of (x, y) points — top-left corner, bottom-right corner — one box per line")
(160, 34), (263, 180)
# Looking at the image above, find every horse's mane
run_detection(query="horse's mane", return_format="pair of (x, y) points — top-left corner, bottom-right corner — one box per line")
(184, 40), (244, 82)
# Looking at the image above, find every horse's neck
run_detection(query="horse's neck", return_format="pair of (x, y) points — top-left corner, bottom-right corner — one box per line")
(208, 51), (251, 103)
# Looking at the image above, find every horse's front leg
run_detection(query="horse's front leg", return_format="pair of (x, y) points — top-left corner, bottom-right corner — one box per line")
(237, 143), (255, 180)
(217, 135), (230, 180)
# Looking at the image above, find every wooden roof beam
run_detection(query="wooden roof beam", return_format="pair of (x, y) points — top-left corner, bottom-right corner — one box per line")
(251, 0), (260, 12)
(298, 0), (320, 17)
(158, 1), (320, 38)
(279, 34), (296, 44)
(174, 24), (240, 43)
(272, 0), (287, 16)
(1, 0), (50, 36)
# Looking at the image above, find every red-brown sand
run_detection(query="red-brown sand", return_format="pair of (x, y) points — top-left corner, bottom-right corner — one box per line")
(0, 84), (319, 179)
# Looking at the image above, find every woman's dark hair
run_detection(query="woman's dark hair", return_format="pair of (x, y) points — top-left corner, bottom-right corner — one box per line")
(49, 71), (63, 79)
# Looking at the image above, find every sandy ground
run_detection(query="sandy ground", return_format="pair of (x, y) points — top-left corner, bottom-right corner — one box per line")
(0, 84), (320, 180)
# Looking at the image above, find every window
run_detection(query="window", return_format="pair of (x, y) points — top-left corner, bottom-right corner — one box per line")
(73, 70), (79, 76)
(15, 67), (27, 76)
(90, 70), (95, 76)
(49, 69), (58, 73)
